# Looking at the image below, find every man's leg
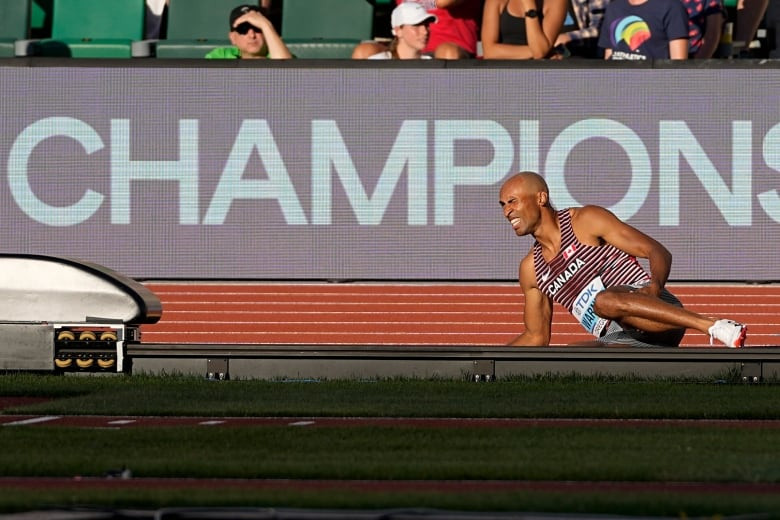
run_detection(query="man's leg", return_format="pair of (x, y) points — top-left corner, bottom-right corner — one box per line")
(432, 42), (473, 59)
(593, 286), (747, 347)
(734, 0), (770, 49)
(594, 286), (711, 333)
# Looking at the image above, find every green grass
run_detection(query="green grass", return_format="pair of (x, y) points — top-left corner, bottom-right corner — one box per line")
(2, 372), (778, 419)
(1, 426), (779, 482)
(2, 372), (780, 516)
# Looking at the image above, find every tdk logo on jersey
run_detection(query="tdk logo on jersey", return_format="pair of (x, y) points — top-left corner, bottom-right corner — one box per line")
(575, 283), (601, 308)
(547, 258), (586, 296)
(574, 283), (602, 331)
(572, 277), (608, 336)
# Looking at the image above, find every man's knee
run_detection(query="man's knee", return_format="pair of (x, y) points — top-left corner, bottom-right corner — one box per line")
(433, 42), (470, 59)
(593, 288), (627, 318)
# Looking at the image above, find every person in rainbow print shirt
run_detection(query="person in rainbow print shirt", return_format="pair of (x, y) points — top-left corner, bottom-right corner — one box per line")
(597, 0), (689, 59)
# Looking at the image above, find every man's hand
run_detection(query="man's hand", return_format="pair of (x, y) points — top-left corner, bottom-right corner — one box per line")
(236, 10), (272, 32)
(635, 283), (662, 299)
(554, 33), (571, 46)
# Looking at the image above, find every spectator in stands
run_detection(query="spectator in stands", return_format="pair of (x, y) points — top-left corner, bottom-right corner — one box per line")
(259, 0), (282, 33)
(499, 172), (748, 348)
(553, 0), (611, 58)
(145, 0), (169, 39)
(206, 4), (292, 59)
(681, 0), (725, 58)
(481, 0), (570, 59)
(766, 0), (780, 57)
(353, 0), (482, 59)
(733, 0), (769, 54)
(415, 0), (483, 57)
(365, 2), (437, 59)
(597, 0), (689, 59)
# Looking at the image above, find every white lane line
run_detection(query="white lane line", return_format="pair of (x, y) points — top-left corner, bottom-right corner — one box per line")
(199, 420), (226, 426)
(2, 416), (61, 426)
(289, 420), (316, 426)
(107, 419), (137, 425)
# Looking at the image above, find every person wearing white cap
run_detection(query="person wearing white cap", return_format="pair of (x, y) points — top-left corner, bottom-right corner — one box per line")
(355, 2), (437, 59)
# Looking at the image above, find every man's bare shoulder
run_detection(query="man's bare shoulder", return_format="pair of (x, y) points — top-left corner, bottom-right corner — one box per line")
(570, 205), (621, 229)
(519, 249), (534, 267)
(569, 205), (623, 245)
(570, 205), (610, 220)
(519, 250), (538, 289)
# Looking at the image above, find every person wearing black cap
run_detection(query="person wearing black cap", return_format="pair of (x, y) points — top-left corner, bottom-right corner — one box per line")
(206, 4), (292, 59)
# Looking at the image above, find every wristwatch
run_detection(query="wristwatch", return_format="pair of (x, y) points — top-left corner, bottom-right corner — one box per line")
(525, 8), (538, 18)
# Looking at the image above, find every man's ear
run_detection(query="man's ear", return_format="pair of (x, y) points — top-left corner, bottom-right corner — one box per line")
(538, 191), (548, 206)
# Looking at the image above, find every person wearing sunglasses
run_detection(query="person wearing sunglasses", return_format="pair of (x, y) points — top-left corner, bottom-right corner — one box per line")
(206, 4), (292, 59)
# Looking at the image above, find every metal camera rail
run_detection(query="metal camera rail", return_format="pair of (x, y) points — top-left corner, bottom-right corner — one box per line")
(127, 342), (780, 383)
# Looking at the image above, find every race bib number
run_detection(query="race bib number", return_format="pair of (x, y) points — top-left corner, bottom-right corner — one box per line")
(571, 276), (609, 337)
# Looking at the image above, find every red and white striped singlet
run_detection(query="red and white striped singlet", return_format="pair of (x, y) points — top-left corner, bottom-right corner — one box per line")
(532, 209), (650, 337)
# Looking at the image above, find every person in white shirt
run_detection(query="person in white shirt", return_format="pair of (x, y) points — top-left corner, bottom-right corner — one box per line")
(360, 2), (438, 59)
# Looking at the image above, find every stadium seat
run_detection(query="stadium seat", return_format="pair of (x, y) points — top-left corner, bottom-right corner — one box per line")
(0, 0), (30, 57)
(281, 0), (374, 41)
(285, 40), (361, 59)
(154, 0), (238, 59)
(27, 0), (147, 58)
(281, 0), (373, 57)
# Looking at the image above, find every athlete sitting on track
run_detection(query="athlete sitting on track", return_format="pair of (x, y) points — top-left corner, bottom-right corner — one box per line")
(499, 171), (747, 348)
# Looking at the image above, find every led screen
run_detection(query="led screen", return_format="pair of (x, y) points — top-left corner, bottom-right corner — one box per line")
(1, 64), (778, 281)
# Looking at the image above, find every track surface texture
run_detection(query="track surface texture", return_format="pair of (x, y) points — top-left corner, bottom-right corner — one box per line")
(140, 282), (778, 347)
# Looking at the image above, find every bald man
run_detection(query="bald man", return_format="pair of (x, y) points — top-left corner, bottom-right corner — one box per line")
(499, 172), (747, 348)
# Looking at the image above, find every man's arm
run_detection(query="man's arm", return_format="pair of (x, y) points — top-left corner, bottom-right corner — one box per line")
(408, 0), (463, 9)
(694, 11), (726, 58)
(669, 38), (689, 59)
(572, 206), (672, 297)
(242, 11), (292, 59)
(507, 254), (553, 346)
(433, 0), (468, 7)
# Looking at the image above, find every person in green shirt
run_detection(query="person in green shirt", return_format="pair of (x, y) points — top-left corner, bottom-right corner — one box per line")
(206, 4), (292, 59)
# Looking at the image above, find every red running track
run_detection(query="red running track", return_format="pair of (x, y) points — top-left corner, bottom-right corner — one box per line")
(139, 282), (779, 348)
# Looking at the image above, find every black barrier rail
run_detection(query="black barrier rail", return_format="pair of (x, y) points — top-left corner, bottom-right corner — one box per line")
(129, 343), (780, 360)
(127, 344), (780, 382)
